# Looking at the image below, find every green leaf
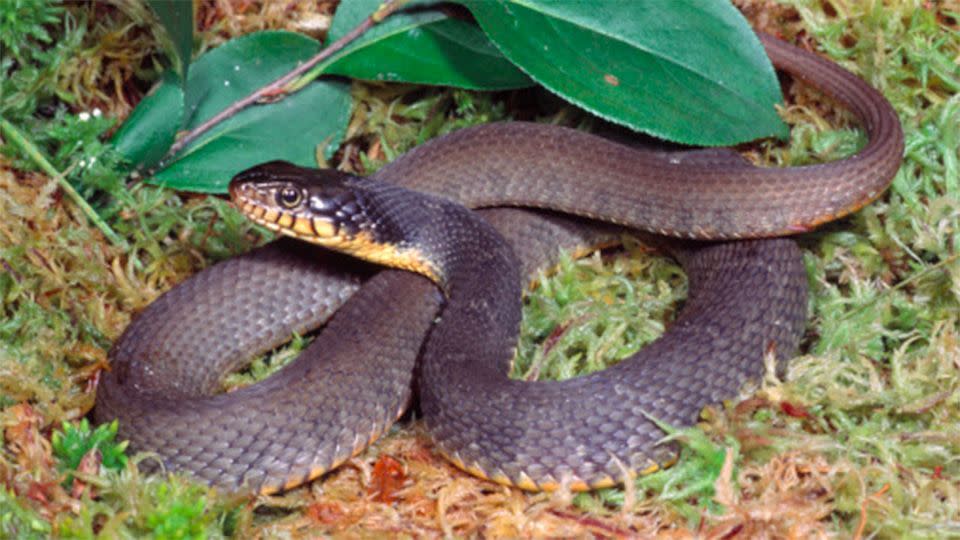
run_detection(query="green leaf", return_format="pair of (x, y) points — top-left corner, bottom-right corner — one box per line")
(147, 0), (194, 81)
(111, 71), (184, 169)
(461, 0), (789, 145)
(151, 31), (351, 192)
(323, 0), (531, 90)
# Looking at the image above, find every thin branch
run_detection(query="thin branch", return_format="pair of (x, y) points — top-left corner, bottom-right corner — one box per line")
(164, 0), (408, 161)
(0, 116), (130, 251)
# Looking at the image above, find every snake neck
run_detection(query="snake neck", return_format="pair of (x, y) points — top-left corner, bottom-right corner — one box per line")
(334, 179), (525, 300)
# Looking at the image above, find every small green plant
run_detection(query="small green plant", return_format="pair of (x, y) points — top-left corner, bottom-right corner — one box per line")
(0, 0), (62, 56)
(51, 419), (128, 485)
(144, 482), (210, 540)
(42, 108), (126, 200)
(0, 0), (76, 118)
(574, 422), (735, 521)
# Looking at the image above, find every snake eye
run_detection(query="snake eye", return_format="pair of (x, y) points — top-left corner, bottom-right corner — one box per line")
(276, 187), (303, 208)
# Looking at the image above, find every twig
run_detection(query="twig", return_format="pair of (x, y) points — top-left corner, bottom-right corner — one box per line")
(853, 482), (890, 540)
(0, 116), (130, 251)
(163, 0), (408, 161)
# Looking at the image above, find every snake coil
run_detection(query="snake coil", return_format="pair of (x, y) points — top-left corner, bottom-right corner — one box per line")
(94, 33), (903, 493)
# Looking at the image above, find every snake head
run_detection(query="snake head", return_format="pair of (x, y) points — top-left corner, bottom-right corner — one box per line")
(229, 161), (366, 237)
(229, 160), (443, 283)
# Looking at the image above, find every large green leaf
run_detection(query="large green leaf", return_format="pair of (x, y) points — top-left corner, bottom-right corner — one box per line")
(150, 31), (351, 193)
(323, 0), (531, 90)
(146, 0), (194, 81)
(461, 0), (789, 145)
(111, 71), (184, 169)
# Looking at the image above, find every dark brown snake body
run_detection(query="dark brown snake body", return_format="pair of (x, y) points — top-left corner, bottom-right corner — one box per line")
(93, 33), (903, 493)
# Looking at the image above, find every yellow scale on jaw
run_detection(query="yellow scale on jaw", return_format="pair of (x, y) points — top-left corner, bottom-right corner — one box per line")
(239, 201), (442, 284)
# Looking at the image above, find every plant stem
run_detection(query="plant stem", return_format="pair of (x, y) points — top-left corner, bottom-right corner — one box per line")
(163, 0), (409, 161)
(0, 116), (130, 251)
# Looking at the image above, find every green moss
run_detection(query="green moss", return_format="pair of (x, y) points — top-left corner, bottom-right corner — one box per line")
(0, 487), (51, 540)
(55, 472), (246, 539)
(52, 419), (128, 485)
(514, 242), (684, 381)
(0, 0), (71, 119)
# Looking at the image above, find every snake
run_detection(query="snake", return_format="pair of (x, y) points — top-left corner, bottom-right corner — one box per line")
(93, 33), (903, 493)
